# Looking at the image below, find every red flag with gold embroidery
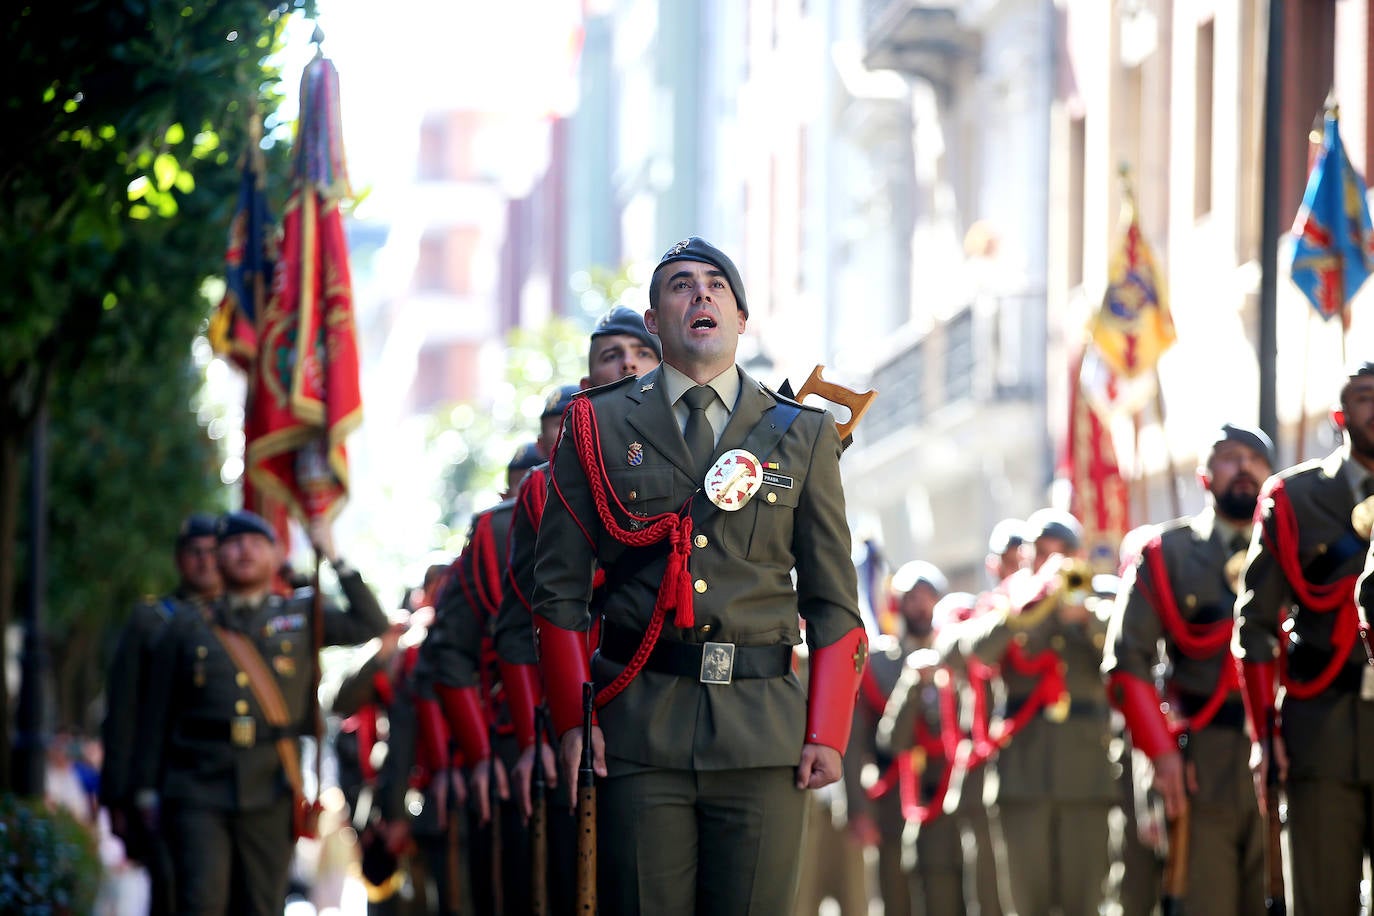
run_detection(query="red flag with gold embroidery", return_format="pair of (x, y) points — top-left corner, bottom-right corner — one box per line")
(1061, 349), (1131, 572)
(245, 54), (361, 523)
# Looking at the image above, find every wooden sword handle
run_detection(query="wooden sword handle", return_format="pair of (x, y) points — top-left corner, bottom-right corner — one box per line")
(794, 365), (877, 441)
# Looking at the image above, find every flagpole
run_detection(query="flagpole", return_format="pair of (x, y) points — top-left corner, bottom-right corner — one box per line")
(1152, 368), (1182, 518)
(1132, 408), (1149, 525)
(1295, 310), (1312, 463)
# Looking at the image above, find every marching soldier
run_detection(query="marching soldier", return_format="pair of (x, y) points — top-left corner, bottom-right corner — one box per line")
(875, 570), (970, 916)
(532, 237), (866, 914)
(1106, 423), (1271, 915)
(860, 560), (947, 916)
(419, 442), (544, 915)
(962, 509), (1116, 915)
(133, 510), (388, 916)
(101, 512), (221, 916)
(493, 304), (663, 914)
(1238, 363), (1374, 915)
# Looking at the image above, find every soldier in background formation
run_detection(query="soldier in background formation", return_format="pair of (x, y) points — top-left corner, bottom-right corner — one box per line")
(131, 510), (387, 916)
(101, 512), (222, 916)
(1238, 361), (1374, 916)
(1107, 424), (1272, 915)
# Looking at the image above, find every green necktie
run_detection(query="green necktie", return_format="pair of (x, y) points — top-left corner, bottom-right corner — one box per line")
(682, 385), (716, 474)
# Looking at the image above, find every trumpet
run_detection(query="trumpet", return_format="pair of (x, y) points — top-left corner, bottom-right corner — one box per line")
(1007, 556), (1095, 631)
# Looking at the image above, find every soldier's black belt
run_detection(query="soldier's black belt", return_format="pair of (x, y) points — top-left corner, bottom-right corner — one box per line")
(599, 620), (792, 684)
(180, 716), (298, 746)
(1002, 695), (1106, 721)
(1173, 693), (1247, 730)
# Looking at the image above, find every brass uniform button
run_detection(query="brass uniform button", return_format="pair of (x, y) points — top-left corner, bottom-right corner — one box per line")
(700, 624), (713, 634)
(197, 646), (208, 659)
(1051, 635), (1066, 652)
(694, 579), (708, 594)
(694, 535), (709, 548)
(236, 672), (249, 688)
(766, 492), (777, 503)
(1185, 594), (1197, 608)
(281, 640), (292, 652)
(235, 700), (249, 715)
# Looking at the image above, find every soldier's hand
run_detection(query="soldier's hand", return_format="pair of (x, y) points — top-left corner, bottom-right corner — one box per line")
(559, 726), (607, 811)
(513, 742), (559, 820)
(1150, 749), (1188, 820)
(796, 743), (842, 790)
(308, 517), (337, 562)
(469, 756), (510, 825)
(1251, 734), (1289, 814)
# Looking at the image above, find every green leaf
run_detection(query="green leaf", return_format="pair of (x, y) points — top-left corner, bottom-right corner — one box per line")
(152, 152), (178, 191)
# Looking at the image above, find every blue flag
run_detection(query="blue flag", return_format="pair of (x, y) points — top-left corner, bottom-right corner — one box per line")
(209, 136), (275, 373)
(1289, 113), (1374, 322)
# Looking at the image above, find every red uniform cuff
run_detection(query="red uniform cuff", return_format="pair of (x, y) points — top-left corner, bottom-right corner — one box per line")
(414, 696), (449, 776)
(806, 628), (868, 753)
(534, 619), (592, 738)
(499, 661), (544, 749)
(1107, 671), (1175, 759)
(435, 684), (490, 764)
(1239, 660), (1278, 743)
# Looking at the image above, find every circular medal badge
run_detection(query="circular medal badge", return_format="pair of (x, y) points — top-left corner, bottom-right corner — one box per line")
(704, 449), (763, 511)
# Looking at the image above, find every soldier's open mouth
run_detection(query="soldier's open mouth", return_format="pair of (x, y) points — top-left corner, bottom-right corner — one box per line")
(691, 316), (716, 329)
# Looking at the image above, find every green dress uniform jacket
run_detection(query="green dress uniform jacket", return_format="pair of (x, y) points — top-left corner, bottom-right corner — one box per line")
(1106, 507), (1264, 915)
(137, 570), (388, 811)
(493, 464), (547, 668)
(532, 365), (863, 772)
(1237, 449), (1374, 916)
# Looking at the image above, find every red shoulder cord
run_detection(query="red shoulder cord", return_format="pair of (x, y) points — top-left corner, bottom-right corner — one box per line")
(505, 468), (550, 611)
(1133, 536), (1240, 732)
(869, 671), (959, 824)
(1260, 477), (1362, 699)
(967, 640), (1066, 764)
(453, 520), (509, 734)
(549, 397), (697, 708)
(963, 654), (995, 749)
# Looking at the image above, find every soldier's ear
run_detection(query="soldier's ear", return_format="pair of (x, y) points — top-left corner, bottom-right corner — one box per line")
(644, 309), (659, 334)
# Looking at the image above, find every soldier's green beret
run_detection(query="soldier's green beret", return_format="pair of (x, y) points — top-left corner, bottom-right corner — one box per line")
(648, 237), (748, 318)
(176, 512), (220, 548)
(216, 509), (277, 544)
(540, 383), (582, 420)
(508, 441), (544, 472)
(591, 305), (661, 358)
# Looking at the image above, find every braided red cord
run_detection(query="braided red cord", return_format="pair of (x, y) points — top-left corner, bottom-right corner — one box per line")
(553, 397), (697, 708)
(1259, 477), (1360, 699)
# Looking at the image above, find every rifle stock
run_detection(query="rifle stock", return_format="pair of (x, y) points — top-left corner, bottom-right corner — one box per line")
(531, 704), (549, 916)
(1264, 743), (1286, 915)
(577, 683), (597, 914)
(1160, 801), (1190, 915)
(489, 724), (504, 916)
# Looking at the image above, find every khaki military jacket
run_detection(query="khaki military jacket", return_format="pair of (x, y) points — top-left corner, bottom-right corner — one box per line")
(532, 365), (861, 772)
(963, 570), (1115, 803)
(101, 590), (207, 808)
(1238, 449), (1374, 782)
(493, 464), (549, 667)
(137, 571), (388, 811)
(1106, 508), (1254, 804)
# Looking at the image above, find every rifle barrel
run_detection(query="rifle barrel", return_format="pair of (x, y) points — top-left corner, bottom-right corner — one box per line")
(577, 683), (597, 914)
(531, 705), (549, 916)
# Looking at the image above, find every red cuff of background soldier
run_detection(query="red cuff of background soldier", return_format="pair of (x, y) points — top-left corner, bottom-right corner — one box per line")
(499, 661), (544, 749)
(534, 619), (593, 738)
(414, 696), (449, 776)
(435, 685), (491, 764)
(806, 628), (868, 752)
(1239, 659), (1278, 743)
(1107, 671), (1175, 759)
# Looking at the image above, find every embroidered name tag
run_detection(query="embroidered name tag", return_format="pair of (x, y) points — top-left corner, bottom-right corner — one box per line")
(762, 471), (793, 489)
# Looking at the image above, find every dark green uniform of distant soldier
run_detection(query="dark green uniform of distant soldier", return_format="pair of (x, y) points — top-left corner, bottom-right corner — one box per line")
(134, 510), (388, 916)
(533, 238), (867, 916)
(1237, 364), (1374, 916)
(102, 512), (221, 916)
(962, 509), (1116, 916)
(1106, 424), (1272, 916)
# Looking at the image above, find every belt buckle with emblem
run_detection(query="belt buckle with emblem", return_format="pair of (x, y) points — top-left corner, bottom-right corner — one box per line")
(700, 642), (736, 685)
(704, 449), (762, 511)
(231, 716), (256, 748)
(1044, 693), (1071, 723)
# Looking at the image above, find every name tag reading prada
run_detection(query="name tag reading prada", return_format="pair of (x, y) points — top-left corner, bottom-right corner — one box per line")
(704, 449), (763, 511)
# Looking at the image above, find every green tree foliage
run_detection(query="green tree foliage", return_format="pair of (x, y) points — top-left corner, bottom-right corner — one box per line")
(0, 2), (314, 782)
(434, 319), (590, 544)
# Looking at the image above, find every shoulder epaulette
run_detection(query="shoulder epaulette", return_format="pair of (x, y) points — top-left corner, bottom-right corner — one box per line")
(1277, 457), (1326, 481)
(761, 383), (824, 414)
(578, 374), (636, 399)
